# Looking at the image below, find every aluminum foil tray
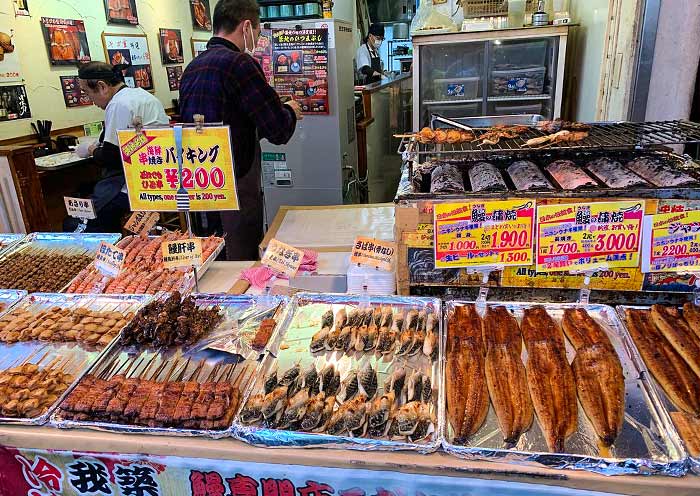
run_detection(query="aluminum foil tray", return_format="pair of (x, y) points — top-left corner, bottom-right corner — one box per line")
(443, 301), (687, 476)
(234, 292), (443, 453)
(0, 289), (27, 315)
(0, 234), (25, 256)
(3, 232), (121, 257)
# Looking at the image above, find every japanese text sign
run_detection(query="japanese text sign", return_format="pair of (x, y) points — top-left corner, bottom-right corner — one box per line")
(95, 241), (125, 277)
(261, 239), (304, 277)
(434, 200), (535, 269)
(162, 238), (202, 269)
(641, 209), (700, 273)
(64, 197), (96, 220)
(118, 126), (238, 212)
(536, 201), (644, 272)
(124, 211), (159, 234)
(350, 236), (396, 271)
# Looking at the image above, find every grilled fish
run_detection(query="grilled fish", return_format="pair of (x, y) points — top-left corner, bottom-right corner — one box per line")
(521, 306), (577, 453)
(682, 302), (700, 340)
(651, 304), (700, 377)
(483, 306), (533, 445)
(625, 308), (700, 417)
(561, 308), (614, 351)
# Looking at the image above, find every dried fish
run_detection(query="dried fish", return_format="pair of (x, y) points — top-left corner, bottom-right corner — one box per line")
(278, 388), (310, 429)
(312, 394), (336, 433)
(383, 367), (406, 402)
(358, 362), (378, 400)
(321, 309), (334, 329)
(240, 393), (264, 424)
(368, 391), (395, 429)
(299, 391), (327, 431)
(278, 364), (300, 387)
(407, 370), (424, 403)
(341, 370), (359, 401)
(261, 385), (288, 419)
(421, 376), (432, 403)
(263, 367), (278, 395)
(310, 326), (330, 353)
(394, 401), (423, 436)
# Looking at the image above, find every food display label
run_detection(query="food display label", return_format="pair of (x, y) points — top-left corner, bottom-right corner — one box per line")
(500, 265), (644, 291)
(536, 201), (644, 272)
(161, 238), (202, 268)
(434, 200), (535, 269)
(261, 238), (304, 277)
(350, 236), (396, 271)
(118, 126), (238, 212)
(641, 209), (700, 273)
(94, 241), (125, 277)
(124, 211), (159, 234)
(64, 196), (96, 220)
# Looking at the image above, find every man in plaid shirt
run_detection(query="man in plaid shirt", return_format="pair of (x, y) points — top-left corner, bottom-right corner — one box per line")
(180, 0), (302, 260)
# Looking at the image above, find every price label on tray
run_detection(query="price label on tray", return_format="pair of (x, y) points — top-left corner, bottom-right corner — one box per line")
(64, 196), (96, 220)
(350, 236), (396, 271)
(433, 200), (535, 269)
(536, 201), (644, 273)
(161, 238), (203, 269)
(95, 241), (125, 276)
(124, 211), (159, 234)
(261, 239), (304, 278)
(641, 209), (700, 273)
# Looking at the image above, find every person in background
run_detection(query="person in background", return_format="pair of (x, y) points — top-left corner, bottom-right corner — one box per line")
(356, 23), (385, 85)
(69, 62), (169, 232)
(179, 0), (302, 261)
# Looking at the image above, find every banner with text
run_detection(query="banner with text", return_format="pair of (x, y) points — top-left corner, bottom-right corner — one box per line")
(642, 209), (700, 273)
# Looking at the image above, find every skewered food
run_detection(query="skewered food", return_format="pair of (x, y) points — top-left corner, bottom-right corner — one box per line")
(507, 160), (554, 191)
(430, 163), (465, 193)
(468, 162), (507, 192)
(524, 130), (589, 148)
(536, 120), (591, 133)
(120, 292), (223, 348)
(546, 160), (597, 190)
(408, 127), (475, 144)
(0, 360), (74, 419)
(625, 156), (698, 187)
(585, 157), (649, 188)
(251, 318), (277, 351)
(561, 308), (624, 448)
(0, 247), (92, 292)
(521, 307), (577, 453)
(477, 125), (528, 146)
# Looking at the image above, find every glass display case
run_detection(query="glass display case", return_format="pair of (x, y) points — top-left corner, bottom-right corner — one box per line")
(412, 25), (569, 129)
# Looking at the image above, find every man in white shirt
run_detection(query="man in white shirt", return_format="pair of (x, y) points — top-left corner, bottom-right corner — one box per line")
(66, 62), (169, 232)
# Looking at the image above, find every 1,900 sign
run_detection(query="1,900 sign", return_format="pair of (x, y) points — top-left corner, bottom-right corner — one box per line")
(492, 230), (529, 249)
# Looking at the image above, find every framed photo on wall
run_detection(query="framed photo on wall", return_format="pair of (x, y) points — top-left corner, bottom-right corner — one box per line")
(102, 33), (155, 92)
(0, 84), (31, 121)
(60, 75), (92, 107)
(191, 38), (209, 58)
(159, 28), (184, 64)
(104, 0), (138, 25)
(190, 0), (212, 31)
(166, 66), (183, 91)
(40, 17), (91, 66)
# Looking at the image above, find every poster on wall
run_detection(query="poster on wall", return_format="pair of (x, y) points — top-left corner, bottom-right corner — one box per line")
(254, 28), (273, 85)
(12, 0), (29, 17)
(0, 27), (21, 82)
(40, 18), (91, 66)
(190, 38), (209, 57)
(159, 28), (184, 64)
(271, 28), (329, 114)
(60, 76), (92, 107)
(102, 33), (154, 92)
(166, 66), (183, 91)
(0, 84), (31, 121)
(103, 0), (138, 25)
(190, 0), (212, 31)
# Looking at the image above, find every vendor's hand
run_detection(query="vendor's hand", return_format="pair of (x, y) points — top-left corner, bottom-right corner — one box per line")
(285, 100), (304, 120)
(87, 142), (98, 156)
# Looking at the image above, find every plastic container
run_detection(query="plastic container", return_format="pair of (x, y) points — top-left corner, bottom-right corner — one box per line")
(267, 5), (280, 17)
(294, 4), (305, 16)
(280, 4), (293, 16)
(432, 76), (480, 100)
(491, 66), (546, 95)
(304, 2), (320, 15)
(494, 102), (543, 115)
(259, 6), (267, 17)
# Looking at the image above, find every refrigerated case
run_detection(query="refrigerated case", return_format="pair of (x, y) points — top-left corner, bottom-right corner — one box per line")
(412, 25), (570, 130)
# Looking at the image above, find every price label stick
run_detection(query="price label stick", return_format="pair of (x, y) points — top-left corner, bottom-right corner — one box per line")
(261, 239), (304, 279)
(64, 196), (96, 221)
(95, 241), (126, 277)
(578, 270), (595, 305)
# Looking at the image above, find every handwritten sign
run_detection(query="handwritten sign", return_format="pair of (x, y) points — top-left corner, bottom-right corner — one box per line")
(641, 209), (700, 273)
(261, 239), (304, 277)
(350, 236), (396, 271)
(536, 201), (644, 272)
(161, 238), (202, 269)
(94, 241), (126, 276)
(124, 211), (160, 234)
(118, 126), (238, 212)
(433, 200), (535, 269)
(64, 197), (96, 220)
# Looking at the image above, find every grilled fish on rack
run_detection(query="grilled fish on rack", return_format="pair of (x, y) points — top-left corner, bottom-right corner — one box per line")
(682, 302), (700, 339)
(650, 304), (700, 377)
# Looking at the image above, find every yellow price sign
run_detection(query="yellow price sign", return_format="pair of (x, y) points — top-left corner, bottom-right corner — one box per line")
(433, 200), (535, 269)
(642, 209), (700, 273)
(161, 238), (203, 269)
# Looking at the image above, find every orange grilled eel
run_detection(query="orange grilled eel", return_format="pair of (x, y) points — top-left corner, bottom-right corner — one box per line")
(445, 304), (490, 443)
(651, 304), (700, 378)
(483, 306), (533, 446)
(625, 308), (700, 417)
(522, 306), (578, 453)
(562, 308), (625, 448)
(682, 302), (700, 340)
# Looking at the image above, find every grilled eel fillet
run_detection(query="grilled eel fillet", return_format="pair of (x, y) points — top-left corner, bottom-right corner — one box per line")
(625, 308), (700, 417)
(561, 308), (624, 447)
(521, 306), (578, 453)
(682, 302), (700, 340)
(651, 304), (700, 377)
(446, 304), (489, 442)
(483, 306), (533, 445)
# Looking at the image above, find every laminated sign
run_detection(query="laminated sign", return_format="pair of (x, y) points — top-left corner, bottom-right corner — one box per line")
(350, 236), (396, 271)
(64, 197), (96, 220)
(162, 238), (202, 268)
(118, 126), (238, 212)
(642, 209), (700, 273)
(94, 241), (125, 277)
(261, 239), (304, 278)
(124, 211), (159, 234)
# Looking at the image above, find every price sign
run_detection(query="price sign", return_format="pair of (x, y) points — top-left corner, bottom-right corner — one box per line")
(124, 211), (160, 234)
(641, 209), (700, 273)
(64, 196), (96, 220)
(433, 200), (535, 269)
(350, 236), (396, 271)
(95, 241), (125, 276)
(261, 239), (304, 278)
(536, 201), (644, 272)
(118, 126), (239, 212)
(161, 238), (202, 269)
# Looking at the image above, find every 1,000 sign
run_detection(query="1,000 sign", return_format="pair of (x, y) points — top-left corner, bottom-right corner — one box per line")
(594, 232), (638, 252)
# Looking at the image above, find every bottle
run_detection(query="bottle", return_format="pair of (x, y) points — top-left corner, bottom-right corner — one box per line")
(532, 0), (549, 26)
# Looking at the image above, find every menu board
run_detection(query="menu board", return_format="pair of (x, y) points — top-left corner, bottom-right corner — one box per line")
(271, 28), (329, 114)
(40, 17), (91, 66)
(641, 209), (700, 273)
(60, 76), (91, 107)
(102, 33), (154, 92)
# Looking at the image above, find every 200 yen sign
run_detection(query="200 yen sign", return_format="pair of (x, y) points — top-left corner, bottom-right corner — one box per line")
(163, 167), (226, 189)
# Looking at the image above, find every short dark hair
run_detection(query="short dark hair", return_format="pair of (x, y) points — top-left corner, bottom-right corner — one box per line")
(213, 0), (260, 34)
(78, 61), (124, 89)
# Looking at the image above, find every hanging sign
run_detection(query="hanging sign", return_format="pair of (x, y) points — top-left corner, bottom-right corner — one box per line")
(124, 211), (159, 234)
(350, 236), (396, 271)
(261, 239), (304, 277)
(641, 209), (700, 273)
(95, 241), (125, 276)
(434, 200), (535, 269)
(161, 238), (202, 268)
(118, 126), (238, 212)
(64, 196), (96, 219)
(536, 201), (644, 272)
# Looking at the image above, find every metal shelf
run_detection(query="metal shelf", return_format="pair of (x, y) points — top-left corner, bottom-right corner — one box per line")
(424, 98), (482, 105)
(488, 94), (552, 101)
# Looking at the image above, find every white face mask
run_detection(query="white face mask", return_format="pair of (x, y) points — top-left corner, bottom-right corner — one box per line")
(243, 22), (256, 56)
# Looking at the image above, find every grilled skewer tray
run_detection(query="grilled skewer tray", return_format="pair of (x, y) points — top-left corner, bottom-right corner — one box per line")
(0, 233), (26, 256)
(442, 301), (687, 476)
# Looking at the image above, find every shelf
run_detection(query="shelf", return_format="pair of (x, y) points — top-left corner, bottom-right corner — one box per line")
(423, 98), (482, 105)
(261, 14), (324, 23)
(259, 0), (321, 5)
(487, 94), (552, 101)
